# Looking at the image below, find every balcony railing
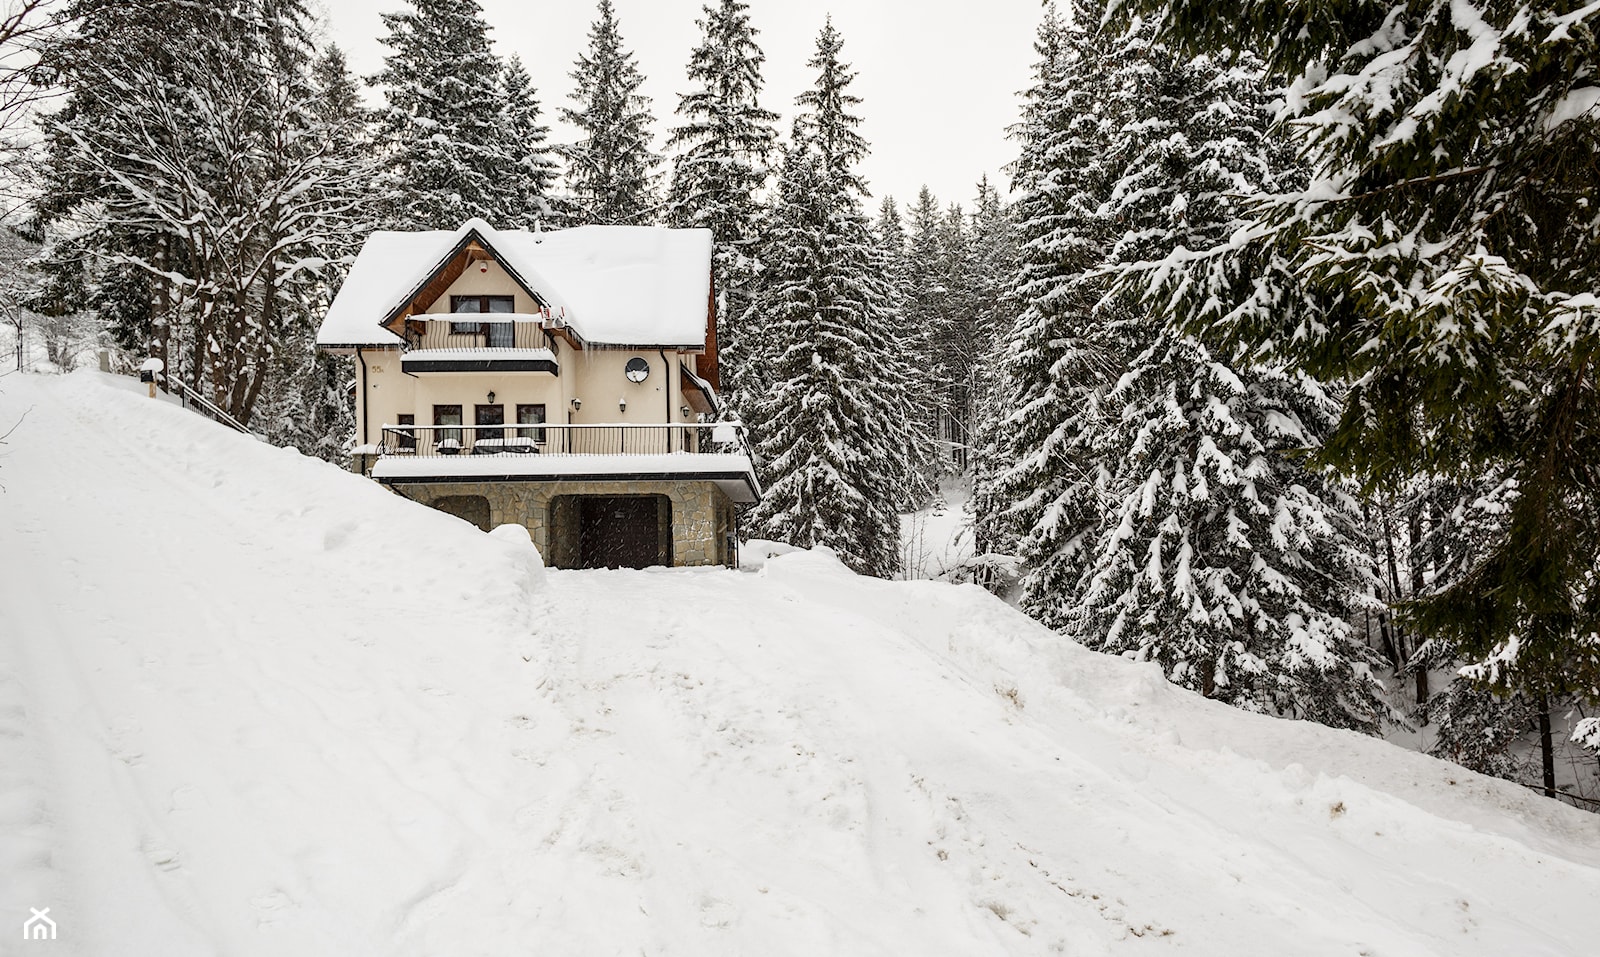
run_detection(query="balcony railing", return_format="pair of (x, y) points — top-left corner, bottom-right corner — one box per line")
(379, 422), (750, 458)
(414, 317), (553, 351)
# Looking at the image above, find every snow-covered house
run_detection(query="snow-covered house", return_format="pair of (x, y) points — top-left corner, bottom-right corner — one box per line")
(317, 219), (759, 569)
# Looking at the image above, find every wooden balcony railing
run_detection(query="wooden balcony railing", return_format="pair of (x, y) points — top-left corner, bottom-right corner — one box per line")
(412, 318), (552, 351)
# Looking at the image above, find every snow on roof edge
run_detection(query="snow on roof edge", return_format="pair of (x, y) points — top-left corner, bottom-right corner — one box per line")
(317, 221), (713, 350)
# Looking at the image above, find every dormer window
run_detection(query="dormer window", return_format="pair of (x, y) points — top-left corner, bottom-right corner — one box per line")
(450, 294), (514, 334)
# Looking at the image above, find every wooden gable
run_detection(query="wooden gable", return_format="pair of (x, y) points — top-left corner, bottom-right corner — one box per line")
(378, 232), (587, 349)
(382, 239), (495, 338)
(695, 274), (720, 390)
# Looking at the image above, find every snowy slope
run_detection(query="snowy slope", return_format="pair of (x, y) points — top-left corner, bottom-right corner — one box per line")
(2, 370), (1598, 956)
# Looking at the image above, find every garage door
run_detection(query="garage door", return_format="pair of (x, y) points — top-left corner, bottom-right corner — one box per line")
(577, 496), (665, 569)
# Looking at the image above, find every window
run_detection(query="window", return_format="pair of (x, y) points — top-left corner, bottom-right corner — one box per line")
(395, 413), (416, 451)
(474, 403), (504, 446)
(450, 295), (514, 334)
(486, 322), (514, 349)
(517, 403), (546, 443)
(433, 404), (462, 447)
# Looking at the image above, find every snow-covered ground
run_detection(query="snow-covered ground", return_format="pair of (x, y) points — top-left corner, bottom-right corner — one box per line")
(900, 475), (976, 581)
(3, 370), (1599, 955)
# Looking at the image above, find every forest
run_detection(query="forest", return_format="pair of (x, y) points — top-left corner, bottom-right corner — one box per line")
(1, 0), (1598, 808)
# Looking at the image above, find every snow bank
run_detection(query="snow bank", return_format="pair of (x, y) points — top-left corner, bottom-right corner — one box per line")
(2, 370), (1598, 956)
(488, 522), (547, 594)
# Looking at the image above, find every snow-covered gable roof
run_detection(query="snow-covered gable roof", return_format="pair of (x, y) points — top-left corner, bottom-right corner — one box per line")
(316, 219), (713, 349)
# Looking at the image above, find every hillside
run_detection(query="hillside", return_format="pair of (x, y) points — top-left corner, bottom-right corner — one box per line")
(2, 370), (1598, 956)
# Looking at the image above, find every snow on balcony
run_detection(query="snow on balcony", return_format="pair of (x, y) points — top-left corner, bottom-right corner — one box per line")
(400, 347), (558, 374)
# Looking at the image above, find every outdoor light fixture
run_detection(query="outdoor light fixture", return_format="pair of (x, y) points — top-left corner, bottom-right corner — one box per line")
(680, 405), (692, 418)
(570, 397), (581, 411)
(618, 397), (627, 412)
(486, 391), (496, 404)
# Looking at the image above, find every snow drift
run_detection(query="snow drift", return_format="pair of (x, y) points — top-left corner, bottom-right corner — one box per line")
(1, 371), (1597, 956)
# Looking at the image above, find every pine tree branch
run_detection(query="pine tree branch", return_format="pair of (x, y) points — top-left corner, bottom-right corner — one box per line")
(1309, 165), (1500, 205)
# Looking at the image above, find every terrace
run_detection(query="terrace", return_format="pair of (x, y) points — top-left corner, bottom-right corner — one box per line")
(370, 422), (762, 502)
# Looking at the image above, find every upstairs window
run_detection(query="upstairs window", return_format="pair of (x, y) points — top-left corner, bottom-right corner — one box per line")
(450, 295), (514, 334)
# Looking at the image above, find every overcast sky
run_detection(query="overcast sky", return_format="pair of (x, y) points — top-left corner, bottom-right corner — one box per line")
(311, 0), (1047, 215)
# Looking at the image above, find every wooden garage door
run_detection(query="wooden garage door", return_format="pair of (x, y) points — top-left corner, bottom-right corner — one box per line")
(578, 496), (663, 569)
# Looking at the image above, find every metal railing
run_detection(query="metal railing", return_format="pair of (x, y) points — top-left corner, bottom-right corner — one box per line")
(378, 422), (751, 458)
(162, 375), (259, 438)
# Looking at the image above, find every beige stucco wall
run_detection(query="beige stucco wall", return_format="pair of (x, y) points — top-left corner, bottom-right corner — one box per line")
(355, 342), (699, 450)
(425, 259), (542, 318)
(391, 479), (736, 568)
(349, 255), (704, 451)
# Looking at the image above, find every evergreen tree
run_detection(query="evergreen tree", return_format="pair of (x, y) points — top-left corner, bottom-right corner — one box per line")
(561, 0), (659, 225)
(497, 56), (559, 229)
(666, 0), (778, 399)
(972, 4), (1119, 600)
(1115, 0), (1600, 715)
(874, 194), (907, 267)
(981, 8), (1383, 727)
(372, 0), (514, 227)
(901, 186), (946, 450)
(1074, 29), (1380, 729)
(745, 20), (933, 577)
(963, 175), (1016, 479)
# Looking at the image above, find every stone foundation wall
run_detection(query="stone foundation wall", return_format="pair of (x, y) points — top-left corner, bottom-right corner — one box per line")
(390, 479), (736, 568)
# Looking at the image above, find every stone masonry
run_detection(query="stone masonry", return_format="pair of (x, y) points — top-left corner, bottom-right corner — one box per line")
(390, 479), (736, 568)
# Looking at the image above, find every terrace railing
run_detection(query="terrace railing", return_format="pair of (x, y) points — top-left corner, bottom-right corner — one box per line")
(378, 422), (752, 459)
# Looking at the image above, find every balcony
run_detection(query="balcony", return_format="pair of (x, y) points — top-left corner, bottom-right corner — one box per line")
(400, 347), (558, 374)
(400, 317), (560, 373)
(370, 423), (761, 501)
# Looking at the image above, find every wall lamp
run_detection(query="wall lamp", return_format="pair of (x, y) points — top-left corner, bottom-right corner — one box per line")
(570, 397), (581, 411)
(618, 397), (627, 413)
(486, 390), (496, 404)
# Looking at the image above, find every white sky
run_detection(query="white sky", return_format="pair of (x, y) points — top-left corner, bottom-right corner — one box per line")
(311, 0), (1047, 214)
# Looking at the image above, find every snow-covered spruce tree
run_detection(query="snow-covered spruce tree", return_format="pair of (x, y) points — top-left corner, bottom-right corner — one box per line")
(1115, 0), (1600, 719)
(875, 194), (907, 272)
(935, 198), (985, 469)
(962, 175), (1017, 482)
(1071, 26), (1383, 729)
(900, 186), (947, 456)
(745, 20), (933, 578)
(971, 3), (1120, 603)
(372, 0), (520, 228)
(497, 56), (559, 229)
(665, 0), (778, 401)
(34, 0), (365, 426)
(560, 0), (659, 226)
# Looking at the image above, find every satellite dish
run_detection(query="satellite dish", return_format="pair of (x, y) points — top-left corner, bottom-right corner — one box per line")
(624, 357), (650, 383)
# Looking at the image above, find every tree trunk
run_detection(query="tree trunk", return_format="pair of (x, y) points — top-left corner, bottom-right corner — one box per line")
(1408, 508), (1430, 707)
(1379, 508), (1407, 672)
(1538, 695), (1556, 799)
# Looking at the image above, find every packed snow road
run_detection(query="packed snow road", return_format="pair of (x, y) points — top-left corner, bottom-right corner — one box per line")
(2, 371), (1598, 956)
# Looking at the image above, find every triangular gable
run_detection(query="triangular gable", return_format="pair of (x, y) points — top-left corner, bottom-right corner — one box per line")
(378, 226), (560, 341)
(318, 220), (714, 351)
